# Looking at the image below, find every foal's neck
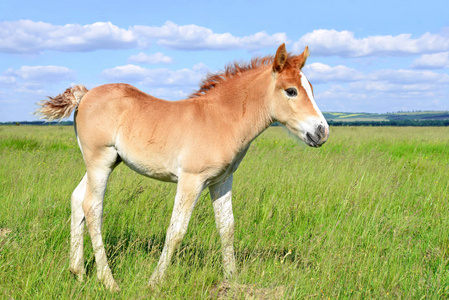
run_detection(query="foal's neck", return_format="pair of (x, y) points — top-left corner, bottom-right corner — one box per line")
(213, 67), (274, 149)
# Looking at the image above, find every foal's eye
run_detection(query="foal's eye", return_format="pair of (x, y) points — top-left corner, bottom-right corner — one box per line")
(285, 88), (298, 98)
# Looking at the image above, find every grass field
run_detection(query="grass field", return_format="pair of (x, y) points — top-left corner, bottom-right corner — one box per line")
(1, 125), (449, 299)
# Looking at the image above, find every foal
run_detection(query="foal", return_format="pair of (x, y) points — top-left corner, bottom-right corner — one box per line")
(36, 43), (329, 291)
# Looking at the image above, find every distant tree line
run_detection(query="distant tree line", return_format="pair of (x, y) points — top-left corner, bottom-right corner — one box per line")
(0, 121), (74, 126)
(328, 120), (449, 127)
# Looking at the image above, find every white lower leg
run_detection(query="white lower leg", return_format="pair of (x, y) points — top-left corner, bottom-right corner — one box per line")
(149, 175), (203, 287)
(84, 195), (120, 292)
(149, 229), (183, 285)
(70, 174), (87, 279)
(82, 163), (120, 292)
(210, 175), (236, 279)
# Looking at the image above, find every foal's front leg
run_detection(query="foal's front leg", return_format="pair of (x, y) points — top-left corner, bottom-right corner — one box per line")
(148, 174), (204, 287)
(209, 174), (236, 279)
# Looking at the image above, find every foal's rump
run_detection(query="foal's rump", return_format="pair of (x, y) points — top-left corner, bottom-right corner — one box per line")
(75, 84), (181, 180)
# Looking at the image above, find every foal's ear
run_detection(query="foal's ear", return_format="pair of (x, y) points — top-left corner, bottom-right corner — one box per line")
(273, 43), (288, 73)
(293, 46), (310, 69)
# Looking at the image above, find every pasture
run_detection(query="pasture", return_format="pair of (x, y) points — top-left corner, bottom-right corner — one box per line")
(1, 125), (448, 298)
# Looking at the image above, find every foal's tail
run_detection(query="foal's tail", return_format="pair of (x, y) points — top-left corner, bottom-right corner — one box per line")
(34, 85), (89, 121)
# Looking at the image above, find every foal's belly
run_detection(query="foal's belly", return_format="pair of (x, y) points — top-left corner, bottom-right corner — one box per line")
(115, 130), (251, 186)
(120, 154), (179, 183)
(115, 142), (179, 183)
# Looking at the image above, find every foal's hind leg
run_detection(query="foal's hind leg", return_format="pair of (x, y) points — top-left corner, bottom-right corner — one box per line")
(82, 147), (120, 292)
(70, 173), (87, 281)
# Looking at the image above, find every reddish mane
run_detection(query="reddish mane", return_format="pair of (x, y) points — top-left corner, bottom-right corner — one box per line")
(190, 54), (298, 98)
(190, 53), (299, 98)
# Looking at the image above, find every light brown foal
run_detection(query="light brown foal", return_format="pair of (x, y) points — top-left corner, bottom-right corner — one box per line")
(35, 44), (329, 291)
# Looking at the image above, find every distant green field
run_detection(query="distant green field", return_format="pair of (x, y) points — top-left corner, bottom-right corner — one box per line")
(1, 126), (449, 298)
(323, 111), (449, 122)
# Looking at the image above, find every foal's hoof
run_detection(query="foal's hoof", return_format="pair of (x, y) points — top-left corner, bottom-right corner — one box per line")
(148, 276), (163, 290)
(69, 267), (85, 282)
(98, 268), (121, 292)
(105, 280), (121, 293)
(147, 279), (159, 290)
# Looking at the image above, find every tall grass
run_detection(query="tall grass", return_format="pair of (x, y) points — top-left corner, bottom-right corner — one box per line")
(1, 125), (448, 298)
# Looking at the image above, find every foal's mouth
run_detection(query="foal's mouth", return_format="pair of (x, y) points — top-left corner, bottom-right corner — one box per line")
(305, 132), (328, 148)
(305, 132), (320, 147)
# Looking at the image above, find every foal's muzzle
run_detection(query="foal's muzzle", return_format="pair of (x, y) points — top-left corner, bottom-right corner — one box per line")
(305, 124), (329, 148)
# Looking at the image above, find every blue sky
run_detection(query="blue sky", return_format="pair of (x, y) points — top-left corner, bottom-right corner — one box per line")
(1, 0), (448, 121)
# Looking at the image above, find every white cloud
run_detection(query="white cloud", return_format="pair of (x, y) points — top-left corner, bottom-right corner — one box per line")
(314, 72), (447, 111)
(0, 20), (136, 53)
(369, 69), (449, 84)
(0, 20), (287, 53)
(3, 20), (448, 58)
(101, 63), (210, 88)
(304, 62), (449, 112)
(293, 29), (449, 57)
(0, 65), (75, 105)
(304, 62), (449, 86)
(128, 52), (174, 64)
(411, 52), (449, 69)
(0, 75), (16, 86)
(314, 81), (447, 113)
(349, 81), (440, 94)
(6, 65), (76, 82)
(317, 86), (366, 101)
(132, 21), (287, 50)
(303, 63), (364, 83)
(100, 64), (148, 82)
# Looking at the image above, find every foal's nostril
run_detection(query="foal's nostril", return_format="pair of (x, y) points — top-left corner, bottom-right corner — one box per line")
(317, 125), (325, 136)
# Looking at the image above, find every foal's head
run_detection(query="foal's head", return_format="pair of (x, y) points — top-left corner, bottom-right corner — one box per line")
(270, 44), (329, 147)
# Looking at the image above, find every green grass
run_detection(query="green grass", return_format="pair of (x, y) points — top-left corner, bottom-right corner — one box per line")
(1, 125), (449, 299)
